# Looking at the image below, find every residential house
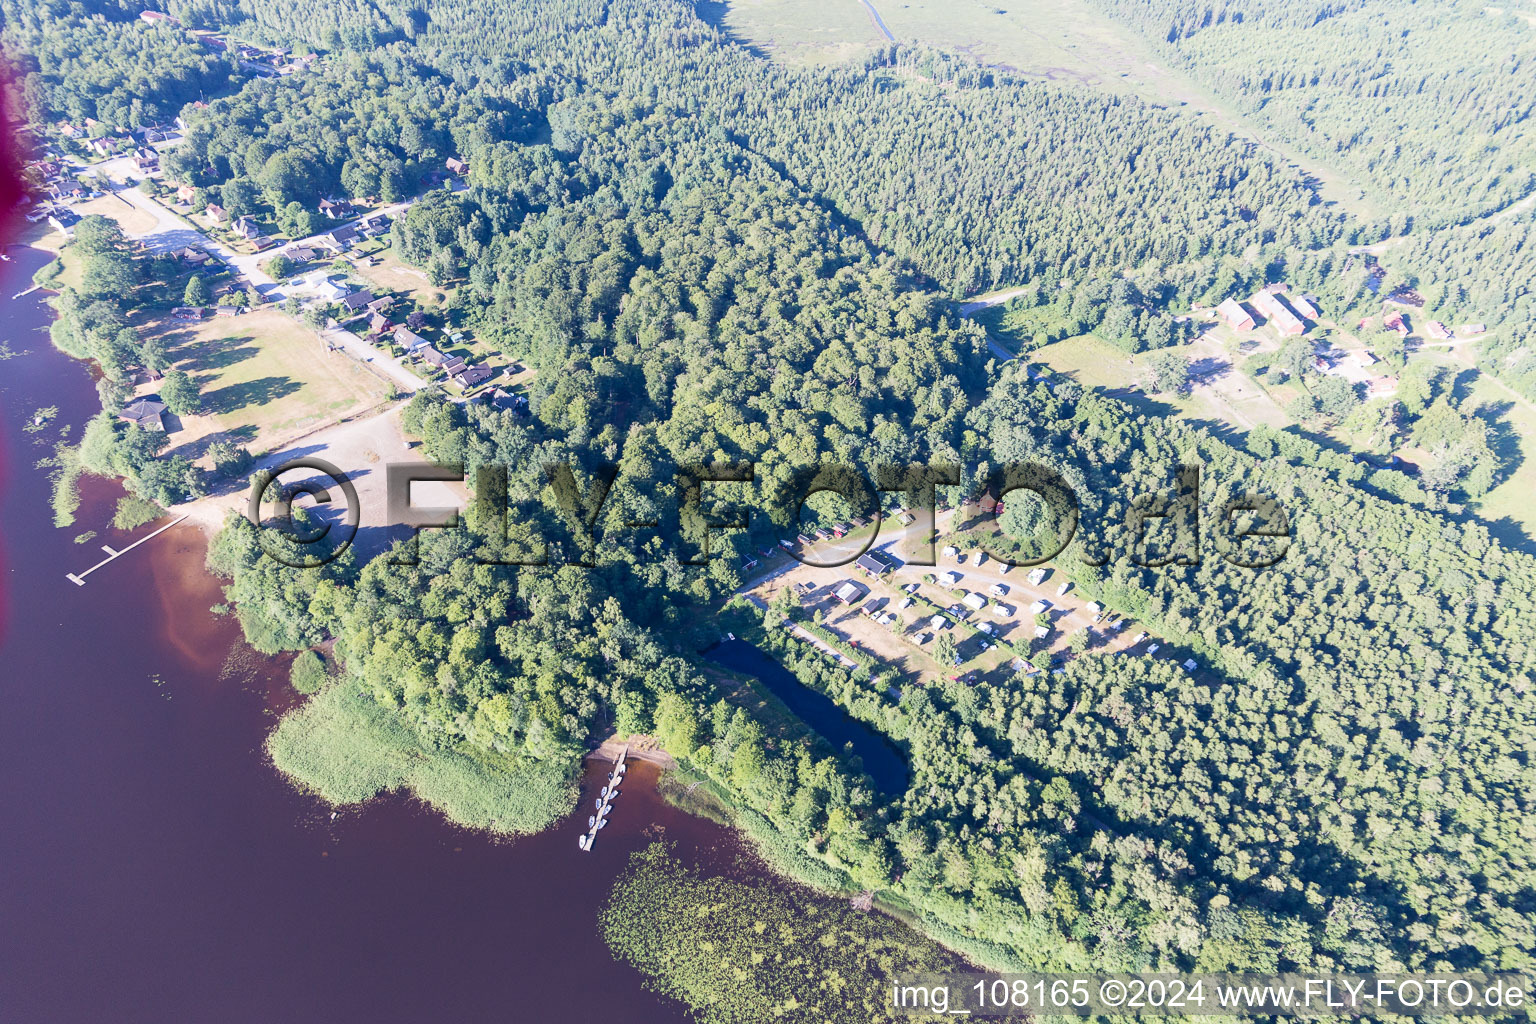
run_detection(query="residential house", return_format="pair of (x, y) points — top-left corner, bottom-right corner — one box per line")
(453, 365), (493, 389)
(1216, 297), (1255, 331)
(418, 346), (450, 368)
(368, 312), (394, 334)
(204, 203), (228, 224)
(139, 10), (178, 26)
(306, 274), (348, 302)
(1354, 348), (1377, 366)
(445, 157), (469, 176)
(87, 137), (118, 158)
(441, 356), (468, 377)
(855, 552), (894, 577)
(120, 397), (168, 430)
(394, 326), (429, 352)
(488, 389), (529, 415)
(340, 289), (375, 314)
(1251, 290), (1304, 336)
(232, 215), (263, 240)
(133, 147), (159, 172)
(175, 183), (197, 204)
(323, 225), (359, 249)
(178, 246), (210, 266)
(1384, 311), (1409, 335)
(214, 305), (240, 317)
(358, 214), (391, 236)
(318, 198), (355, 220)
(1459, 323), (1487, 337)
(47, 209), (79, 237)
(365, 295), (394, 315)
(283, 246), (318, 264)
(1425, 321), (1452, 340)
(171, 306), (206, 320)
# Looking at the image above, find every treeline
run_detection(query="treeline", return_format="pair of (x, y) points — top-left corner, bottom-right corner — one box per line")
(1092, 0), (1536, 227)
(46, 215), (205, 505)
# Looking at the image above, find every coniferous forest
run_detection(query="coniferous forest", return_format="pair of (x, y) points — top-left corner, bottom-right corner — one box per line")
(6, 0), (1536, 1016)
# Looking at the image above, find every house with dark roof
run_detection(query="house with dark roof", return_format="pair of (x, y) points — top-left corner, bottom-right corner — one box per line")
(323, 225), (359, 249)
(340, 289), (374, 313)
(453, 365), (493, 389)
(366, 295), (394, 315)
(419, 346), (450, 368)
(855, 552), (894, 577)
(120, 397), (167, 430)
(48, 209), (80, 237)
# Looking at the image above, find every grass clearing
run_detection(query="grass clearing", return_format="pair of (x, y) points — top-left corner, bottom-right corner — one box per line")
(144, 307), (390, 462)
(354, 249), (443, 308)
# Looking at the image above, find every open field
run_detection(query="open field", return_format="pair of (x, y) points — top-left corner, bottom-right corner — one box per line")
(144, 307), (391, 463)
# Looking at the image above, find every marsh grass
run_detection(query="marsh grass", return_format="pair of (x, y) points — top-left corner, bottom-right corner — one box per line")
(267, 683), (579, 835)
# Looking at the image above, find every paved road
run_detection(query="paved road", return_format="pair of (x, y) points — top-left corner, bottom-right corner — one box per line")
(319, 325), (421, 394)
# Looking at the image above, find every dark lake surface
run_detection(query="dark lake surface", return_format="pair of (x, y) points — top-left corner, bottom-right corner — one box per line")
(0, 245), (742, 1024)
(706, 638), (910, 793)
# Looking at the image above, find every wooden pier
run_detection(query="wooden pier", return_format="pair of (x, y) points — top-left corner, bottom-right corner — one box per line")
(578, 745), (627, 852)
(66, 515), (188, 586)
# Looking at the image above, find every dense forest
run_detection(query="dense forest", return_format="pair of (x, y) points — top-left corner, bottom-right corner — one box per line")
(1091, 0), (1536, 228)
(11, 0), (1536, 1011)
(1, 0), (238, 127)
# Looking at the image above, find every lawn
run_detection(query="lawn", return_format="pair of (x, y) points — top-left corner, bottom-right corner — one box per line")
(354, 249), (444, 308)
(1032, 333), (1141, 389)
(74, 194), (159, 236)
(145, 307), (391, 462)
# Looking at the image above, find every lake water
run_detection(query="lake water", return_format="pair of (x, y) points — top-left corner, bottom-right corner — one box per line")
(706, 638), (910, 793)
(0, 246), (745, 1023)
